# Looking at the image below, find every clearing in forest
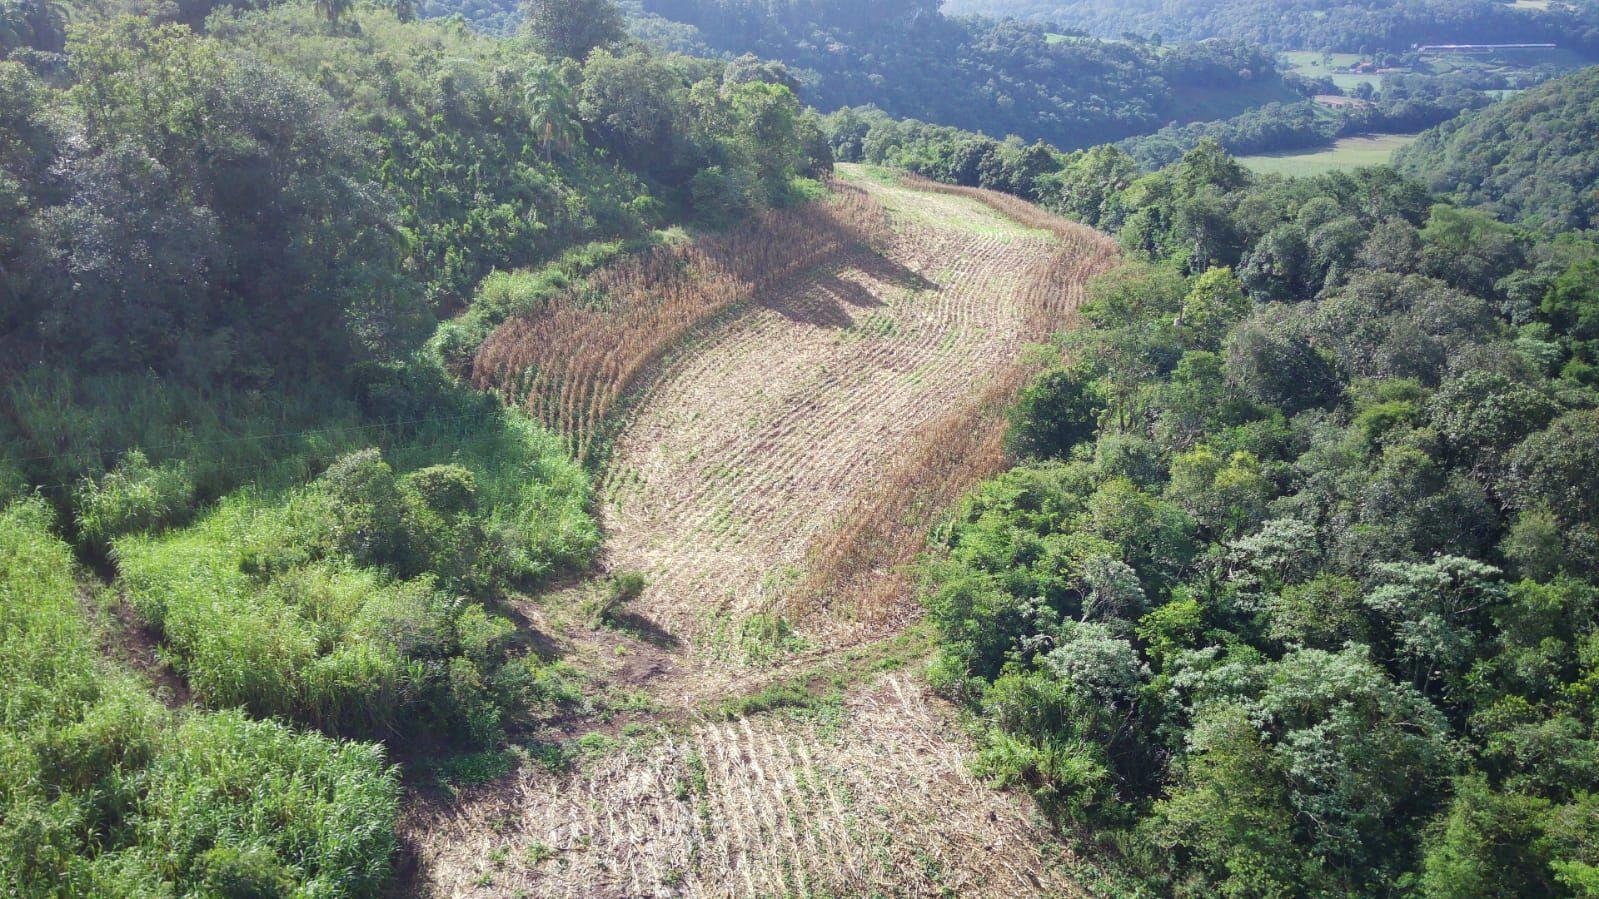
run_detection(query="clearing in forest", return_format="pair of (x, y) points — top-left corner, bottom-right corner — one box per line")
(409, 168), (1120, 897)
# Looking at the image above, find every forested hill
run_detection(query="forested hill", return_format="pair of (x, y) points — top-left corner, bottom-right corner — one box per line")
(1397, 65), (1599, 231)
(907, 138), (1599, 895)
(947, 0), (1599, 55)
(631, 0), (1298, 149)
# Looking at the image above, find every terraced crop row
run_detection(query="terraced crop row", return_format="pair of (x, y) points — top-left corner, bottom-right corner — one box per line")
(408, 172), (1120, 897)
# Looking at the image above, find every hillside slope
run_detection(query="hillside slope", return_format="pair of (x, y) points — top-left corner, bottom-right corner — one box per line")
(405, 170), (1120, 896)
(1396, 65), (1599, 231)
(945, 0), (1599, 54)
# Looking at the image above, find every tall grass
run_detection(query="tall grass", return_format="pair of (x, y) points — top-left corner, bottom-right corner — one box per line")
(1, 366), (371, 501)
(113, 401), (594, 745)
(0, 498), (400, 896)
(474, 183), (890, 461)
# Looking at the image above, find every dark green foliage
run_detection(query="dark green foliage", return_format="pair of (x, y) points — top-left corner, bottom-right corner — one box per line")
(922, 136), (1599, 894)
(1007, 368), (1105, 459)
(1120, 76), (1492, 171)
(114, 400), (594, 745)
(1398, 67), (1599, 232)
(946, 0), (1599, 56)
(522, 0), (623, 58)
(0, 2), (815, 759)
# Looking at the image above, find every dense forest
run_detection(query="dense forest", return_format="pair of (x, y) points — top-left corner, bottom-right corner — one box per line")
(0, 0), (830, 890)
(949, 0), (1599, 55)
(626, 0), (1300, 149)
(1397, 65), (1599, 232)
(914, 138), (1599, 893)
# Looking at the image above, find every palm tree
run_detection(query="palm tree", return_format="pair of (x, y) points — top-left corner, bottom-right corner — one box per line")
(525, 64), (580, 163)
(315, 0), (353, 24)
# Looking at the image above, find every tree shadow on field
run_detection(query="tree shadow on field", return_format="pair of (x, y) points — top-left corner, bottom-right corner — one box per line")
(609, 610), (682, 650)
(491, 597), (566, 660)
(763, 252), (935, 329)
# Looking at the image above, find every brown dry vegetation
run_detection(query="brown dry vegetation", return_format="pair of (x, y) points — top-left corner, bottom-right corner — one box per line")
(594, 177), (1063, 648)
(473, 183), (888, 460)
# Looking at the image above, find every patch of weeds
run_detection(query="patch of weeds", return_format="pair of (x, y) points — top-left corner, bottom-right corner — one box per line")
(526, 740), (576, 773)
(585, 572), (646, 627)
(524, 842), (555, 866)
(488, 845), (511, 868)
(516, 657), (585, 716)
(575, 731), (620, 756)
(430, 748), (518, 788)
(597, 687), (658, 720)
(712, 627), (933, 724)
(713, 680), (839, 721)
(674, 750), (710, 801)
(738, 612), (807, 665)
(619, 721), (660, 742)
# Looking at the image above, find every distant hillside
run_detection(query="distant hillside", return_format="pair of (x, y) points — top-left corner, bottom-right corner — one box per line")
(629, 0), (1298, 149)
(1396, 65), (1599, 230)
(945, 0), (1599, 55)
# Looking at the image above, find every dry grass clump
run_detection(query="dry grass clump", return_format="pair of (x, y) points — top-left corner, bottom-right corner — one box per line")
(473, 184), (888, 461)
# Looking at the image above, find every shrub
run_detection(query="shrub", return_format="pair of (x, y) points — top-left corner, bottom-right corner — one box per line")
(320, 449), (410, 569)
(74, 449), (195, 545)
(592, 571), (646, 626)
(1007, 368), (1105, 459)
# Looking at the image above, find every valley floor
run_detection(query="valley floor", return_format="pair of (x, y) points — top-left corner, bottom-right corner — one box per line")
(404, 169), (1119, 897)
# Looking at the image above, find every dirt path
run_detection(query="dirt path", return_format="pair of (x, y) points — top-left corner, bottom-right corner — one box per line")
(405, 170), (1119, 898)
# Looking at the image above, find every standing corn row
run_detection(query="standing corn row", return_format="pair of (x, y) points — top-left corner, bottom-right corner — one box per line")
(473, 183), (890, 461)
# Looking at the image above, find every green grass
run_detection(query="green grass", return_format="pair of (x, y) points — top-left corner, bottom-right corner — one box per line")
(1238, 133), (1423, 176)
(112, 404), (595, 746)
(1280, 50), (1385, 91)
(0, 498), (400, 895)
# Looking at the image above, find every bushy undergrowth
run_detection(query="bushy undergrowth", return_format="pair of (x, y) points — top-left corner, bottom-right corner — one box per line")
(0, 498), (400, 895)
(113, 371), (595, 746)
(1, 366), (370, 507)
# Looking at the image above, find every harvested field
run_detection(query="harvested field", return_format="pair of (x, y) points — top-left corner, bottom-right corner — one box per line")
(410, 674), (1086, 899)
(600, 168), (1118, 648)
(406, 168), (1121, 897)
